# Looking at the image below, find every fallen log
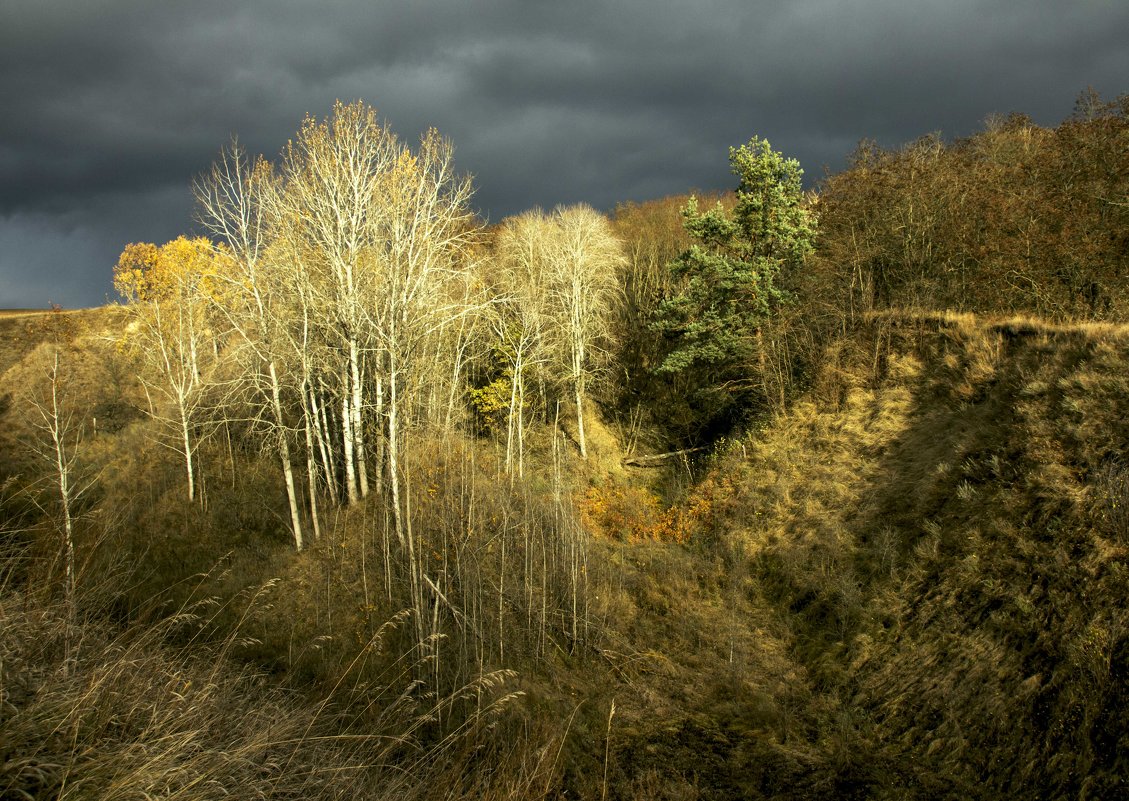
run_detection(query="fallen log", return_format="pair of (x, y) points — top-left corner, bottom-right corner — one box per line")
(622, 447), (704, 467)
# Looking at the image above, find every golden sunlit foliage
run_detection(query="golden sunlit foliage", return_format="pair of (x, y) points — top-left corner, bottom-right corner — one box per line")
(113, 236), (217, 304)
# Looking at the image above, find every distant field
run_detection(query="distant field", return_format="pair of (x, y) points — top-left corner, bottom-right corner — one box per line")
(0, 308), (92, 318)
(0, 309), (51, 318)
(0, 307), (117, 375)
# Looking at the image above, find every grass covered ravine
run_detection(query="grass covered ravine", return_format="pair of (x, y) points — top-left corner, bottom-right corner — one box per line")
(2, 308), (1128, 799)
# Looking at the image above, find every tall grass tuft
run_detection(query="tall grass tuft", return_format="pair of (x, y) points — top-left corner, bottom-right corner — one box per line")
(0, 545), (554, 801)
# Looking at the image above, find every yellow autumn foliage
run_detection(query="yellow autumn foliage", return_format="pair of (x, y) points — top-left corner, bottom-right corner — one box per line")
(578, 478), (727, 545)
(114, 236), (218, 304)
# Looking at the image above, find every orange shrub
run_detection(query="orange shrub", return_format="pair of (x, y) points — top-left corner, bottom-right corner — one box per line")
(578, 478), (733, 545)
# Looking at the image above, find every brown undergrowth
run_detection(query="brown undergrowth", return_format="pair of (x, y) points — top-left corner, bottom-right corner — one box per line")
(3, 307), (1128, 799)
(606, 310), (1129, 798)
(0, 558), (564, 801)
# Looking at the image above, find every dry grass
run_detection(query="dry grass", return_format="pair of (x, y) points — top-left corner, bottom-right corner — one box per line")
(865, 306), (1129, 342)
(0, 309), (52, 319)
(1, 589), (394, 800)
(0, 560), (556, 801)
(5, 304), (1129, 798)
(656, 309), (1129, 797)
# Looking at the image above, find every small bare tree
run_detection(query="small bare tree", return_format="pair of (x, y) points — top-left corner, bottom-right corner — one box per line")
(543, 205), (625, 458)
(22, 342), (91, 627)
(114, 237), (216, 504)
(196, 144), (307, 549)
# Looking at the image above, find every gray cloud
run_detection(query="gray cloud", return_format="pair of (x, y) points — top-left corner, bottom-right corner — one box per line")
(2, 0), (1126, 307)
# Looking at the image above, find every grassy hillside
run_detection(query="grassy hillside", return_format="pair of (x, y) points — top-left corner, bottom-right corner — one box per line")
(845, 313), (1129, 798)
(622, 310), (1129, 798)
(2, 308), (1127, 799)
(557, 310), (1128, 798)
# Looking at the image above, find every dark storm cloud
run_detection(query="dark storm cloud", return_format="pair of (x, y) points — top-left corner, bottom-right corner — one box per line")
(2, 0), (1126, 307)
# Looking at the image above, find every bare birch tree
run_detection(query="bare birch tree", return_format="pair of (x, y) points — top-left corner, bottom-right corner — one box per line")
(195, 144), (306, 549)
(376, 129), (477, 546)
(114, 237), (216, 503)
(276, 102), (401, 507)
(20, 329), (94, 631)
(33, 348), (79, 617)
(492, 210), (554, 478)
(543, 205), (625, 458)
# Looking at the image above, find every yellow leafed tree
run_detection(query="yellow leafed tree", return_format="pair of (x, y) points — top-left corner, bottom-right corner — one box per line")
(115, 236), (219, 502)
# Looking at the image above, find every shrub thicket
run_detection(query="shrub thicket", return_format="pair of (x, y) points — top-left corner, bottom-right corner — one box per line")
(812, 90), (1129, 322)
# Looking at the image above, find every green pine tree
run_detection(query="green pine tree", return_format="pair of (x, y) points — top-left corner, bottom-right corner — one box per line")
(653, 137), (816, 430)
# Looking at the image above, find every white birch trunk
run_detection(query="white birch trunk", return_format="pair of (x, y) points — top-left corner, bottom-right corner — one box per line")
(180, 400), (196, 503)
(269, 361), (303, 550)
(47, 360), (76, 618)
(308, 384), (334, 497)
(387, 360), (405, 547)
(574, 343), (587, 459)
(373, 373), (385, 496)
(341, 367), (359, 506)
(349, 339), (369, 498)
(303, 386), (322, 541)
(516, 364), (526, 479)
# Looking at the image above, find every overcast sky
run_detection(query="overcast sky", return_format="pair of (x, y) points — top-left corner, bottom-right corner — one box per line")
(1, 0), (1126, 308)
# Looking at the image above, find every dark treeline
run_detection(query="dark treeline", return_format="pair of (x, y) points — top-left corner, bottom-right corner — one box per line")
(811, 89), (1129, 321)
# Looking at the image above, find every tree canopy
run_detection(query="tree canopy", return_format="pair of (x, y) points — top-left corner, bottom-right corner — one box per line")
(652, 137), (815, 433)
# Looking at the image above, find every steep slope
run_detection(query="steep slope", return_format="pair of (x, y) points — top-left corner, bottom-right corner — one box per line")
(847, 314), (1129, 798)
(646, 311), (1129, 798)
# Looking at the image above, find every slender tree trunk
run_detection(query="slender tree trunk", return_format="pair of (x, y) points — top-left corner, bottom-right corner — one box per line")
(498, 531), (506, 663)
(309, 383), (337, 501)
(278, 436), (303, 551)
(303, 385), (322, 541)
(349, 340), (369, 498)
(575, 384), (587, 458)
(444, 332), (469, 433)
(405, 460), (426, 660)
(187, 314), (201, 385)
(505, 360), (519, 477)
(516, 365), (526, 479)
(341, 366), (359, 506)
(180, 400), (196, 503)
(269, 360), (304, 550)
(47, 362), (76, 621)
(224, 421), (236, 490)
(387, 359), (405, 547)
(58, 475), (75, 617)
(574, 342), (588, 459)
(374, 373), (385, 497)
